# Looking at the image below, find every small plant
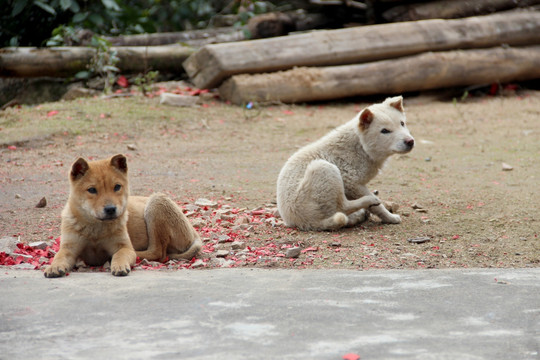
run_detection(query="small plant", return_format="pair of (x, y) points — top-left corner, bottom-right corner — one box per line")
(46, 25), (79, 46)
(134, 70), (159, 96)
(76, 35), (120, 94)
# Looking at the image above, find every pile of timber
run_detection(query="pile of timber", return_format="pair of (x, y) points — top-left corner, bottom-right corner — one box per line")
(2, 0), (540, 104)
(182, 9), (540, 104)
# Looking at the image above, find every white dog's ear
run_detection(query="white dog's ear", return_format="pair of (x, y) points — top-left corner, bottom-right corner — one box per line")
(71, 158), (89, 181)
(387, 96), (404, 112)
(110, 154), (128, 174)
(359, 108), (374, 131)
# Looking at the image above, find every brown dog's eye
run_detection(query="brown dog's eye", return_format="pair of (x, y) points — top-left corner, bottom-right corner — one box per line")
(88, 187), (97, 194)
(114, 184), (122, 192)
(381, 128), (391, 134)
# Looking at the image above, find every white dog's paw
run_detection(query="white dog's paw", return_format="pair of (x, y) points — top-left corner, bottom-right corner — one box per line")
(381, 213), (401, 224)
(365, 194), (381, 208)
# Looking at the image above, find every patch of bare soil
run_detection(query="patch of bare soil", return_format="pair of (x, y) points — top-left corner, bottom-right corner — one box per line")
(0, 91), (539, 272)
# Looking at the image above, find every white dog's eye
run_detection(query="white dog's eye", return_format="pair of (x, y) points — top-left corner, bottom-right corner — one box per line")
(400, 121), (405, 126)
(381, 128), (391, 134)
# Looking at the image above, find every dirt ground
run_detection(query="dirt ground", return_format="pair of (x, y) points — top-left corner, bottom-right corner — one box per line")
(1, 89), (539, 271)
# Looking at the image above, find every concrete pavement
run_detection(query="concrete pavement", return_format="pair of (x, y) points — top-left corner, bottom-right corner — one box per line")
(1, 268), (539, 359)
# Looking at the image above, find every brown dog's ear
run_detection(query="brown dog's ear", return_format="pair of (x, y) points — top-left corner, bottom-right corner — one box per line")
(388, 96), (404, 112)
(110, 154), (128, 173)
(71, 158), (89, 181)
(359, 108), (374, 131)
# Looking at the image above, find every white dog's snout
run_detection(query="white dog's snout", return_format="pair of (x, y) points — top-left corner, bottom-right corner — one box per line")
(405, 137), (415, 149)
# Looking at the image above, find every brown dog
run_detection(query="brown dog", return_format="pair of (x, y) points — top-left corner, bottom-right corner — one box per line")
(44, 154), (202, 278)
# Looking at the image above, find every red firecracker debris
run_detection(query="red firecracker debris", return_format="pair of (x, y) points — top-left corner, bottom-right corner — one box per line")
(117, 75), (129, 88)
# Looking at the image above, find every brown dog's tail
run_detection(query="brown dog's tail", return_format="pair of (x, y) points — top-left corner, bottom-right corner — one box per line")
(168, 235), (202, 261)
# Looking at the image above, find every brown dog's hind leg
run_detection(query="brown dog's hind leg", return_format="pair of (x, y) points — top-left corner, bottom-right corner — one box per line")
(137, 193), (201, 262)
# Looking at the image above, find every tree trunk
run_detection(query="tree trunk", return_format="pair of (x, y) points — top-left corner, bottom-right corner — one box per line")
(219, 46), (540, 104)
(383, 0), (540, 22)
(0, 45), (194, 78)
(104, 27), (245, 47)
(184, 10), (540, 89)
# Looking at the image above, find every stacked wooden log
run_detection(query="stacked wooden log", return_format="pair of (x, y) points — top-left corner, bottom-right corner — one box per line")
(182, 9), (540, 104)
(0, 45), (193, 78)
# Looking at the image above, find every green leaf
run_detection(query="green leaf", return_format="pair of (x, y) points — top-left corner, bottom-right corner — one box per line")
(33, 0), (56, 15)
(102, 65), (119, 73)
(9, 36), (20, 47)
(69, 0), (80, 12)
(101, 0), (121, 11)
(72, 12), (87, 22)
(46, 34), (63, 46)
(12, 0), (28, 16)
(75, 70), (91, 79)
(59, 0), (71, 11)
(88, 13), (104, 26)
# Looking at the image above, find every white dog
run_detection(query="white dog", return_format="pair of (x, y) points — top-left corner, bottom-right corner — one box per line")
(277, 96), (414, 231)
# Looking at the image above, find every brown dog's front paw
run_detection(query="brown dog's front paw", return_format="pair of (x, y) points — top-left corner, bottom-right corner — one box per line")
(111, 264), (131, 276)
(44, 265), (68, 278)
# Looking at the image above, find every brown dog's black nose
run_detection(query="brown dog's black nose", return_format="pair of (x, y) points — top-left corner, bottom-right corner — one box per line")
(405, 138), (415, 148)
(104, 205), (117, 217)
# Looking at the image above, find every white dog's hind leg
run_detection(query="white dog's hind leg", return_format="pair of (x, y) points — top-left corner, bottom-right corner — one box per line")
(370, 204), (401, 224)
(319, 212), (349, 230)
(346, 209), (369, 227)
(352, 185), (401, 224)
(297, 160), (379, 230)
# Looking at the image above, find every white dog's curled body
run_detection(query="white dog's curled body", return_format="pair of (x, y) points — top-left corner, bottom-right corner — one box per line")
(277, 96), (414, 231)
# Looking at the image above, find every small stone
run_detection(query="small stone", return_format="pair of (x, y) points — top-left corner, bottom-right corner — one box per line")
(160, 93), (199, 107)
(330, 242), (341, 247)
(285, 247), (302, 258)
(215, 250), (229, 258)
(190, 219), (206, 228)
(139, 259), (160, 267)
(231, 241), (246, 250)
(184, 204), (201, 212)
(15, 194), (21, 199)
(191, 259), (205, 268)
(29, 241), (48, 250)
(411, 203), (424, 210)
(383, 201), (399, 213)
(35, 197), (47, 208)
(0, 236), (20, 255)
(220, 259), (236, 268)
(234, 216), (250, 225)
(216, 234), (230, 243)
(220, 213), (235, 221)
(127, 144), (137, 151)
(407, 237), (431, 244)
(194, 198), (218, 208)
(502, 162), (513, 171)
